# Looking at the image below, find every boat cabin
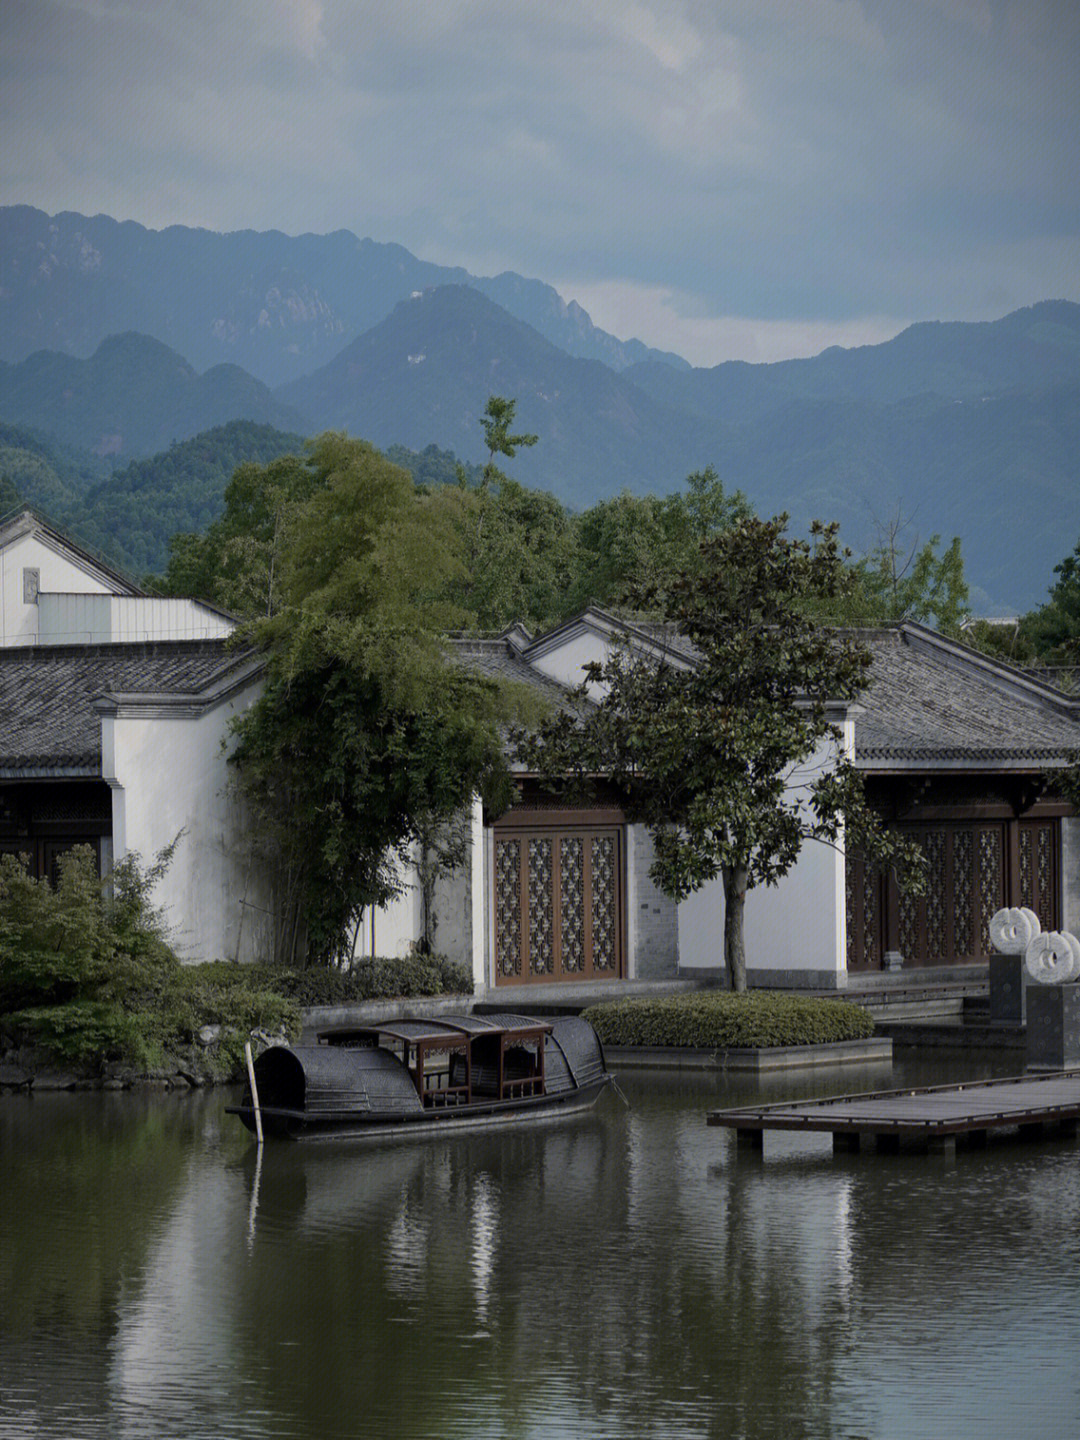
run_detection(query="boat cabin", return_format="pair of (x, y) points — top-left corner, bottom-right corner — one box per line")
(318, 1013), (553, 1108)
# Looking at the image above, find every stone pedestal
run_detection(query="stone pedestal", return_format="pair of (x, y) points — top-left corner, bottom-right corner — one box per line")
(1026, 983), (1080, 1069)
(989, 953), (1029, 1025)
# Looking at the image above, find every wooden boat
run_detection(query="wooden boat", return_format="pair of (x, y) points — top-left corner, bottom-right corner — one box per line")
(228, 1011), (611, 1142)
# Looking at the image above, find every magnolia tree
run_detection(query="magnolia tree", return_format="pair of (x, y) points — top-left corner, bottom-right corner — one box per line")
(518, 514), (924, 991)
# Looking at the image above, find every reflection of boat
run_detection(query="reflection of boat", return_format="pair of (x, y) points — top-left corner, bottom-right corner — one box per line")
(228, 1013), (611, 1142)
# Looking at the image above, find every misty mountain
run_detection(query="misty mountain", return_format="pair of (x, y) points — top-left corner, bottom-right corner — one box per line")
(626, 300), (1080, 423)
(2, 197), (1078, 612)
(0, 206), (687, 387)
(277, 285), (709, 507)
(0, 332), (304, 459)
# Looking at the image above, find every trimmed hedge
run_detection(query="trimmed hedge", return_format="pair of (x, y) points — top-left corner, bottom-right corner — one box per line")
(582, 991), (875, 1050)
(193, 954), (473, 1008)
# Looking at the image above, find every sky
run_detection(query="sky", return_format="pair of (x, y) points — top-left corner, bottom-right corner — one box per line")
(2, 0), (1079, 367)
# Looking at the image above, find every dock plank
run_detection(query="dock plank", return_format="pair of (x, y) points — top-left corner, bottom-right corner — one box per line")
(708, 1070), (1080, 1149)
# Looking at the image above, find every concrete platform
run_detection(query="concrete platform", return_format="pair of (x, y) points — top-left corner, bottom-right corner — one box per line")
(605, 1036), (893, 1073)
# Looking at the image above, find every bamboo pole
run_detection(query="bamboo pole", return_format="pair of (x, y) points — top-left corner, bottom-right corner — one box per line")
(245, 1040), (264, 1147)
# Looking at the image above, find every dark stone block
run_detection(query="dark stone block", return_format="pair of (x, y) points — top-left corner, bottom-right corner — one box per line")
(989, 954), (1030, 1025)
(1026, 984), (1080, 1069)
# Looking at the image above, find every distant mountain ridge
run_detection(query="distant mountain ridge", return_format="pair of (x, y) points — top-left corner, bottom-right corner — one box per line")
(0, 331), (303, 458)
(0, 206), (687, 386)
(277, 285), (707, 506)
(625, 299), (1080, 423)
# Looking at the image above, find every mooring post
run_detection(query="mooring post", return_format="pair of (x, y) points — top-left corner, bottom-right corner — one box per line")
(245, 1040), (264, 1148)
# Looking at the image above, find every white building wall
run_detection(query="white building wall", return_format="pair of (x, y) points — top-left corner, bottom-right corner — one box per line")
(109, 597), (234, 643)
(677, 725), (852, 990)
(350, 798), (484, 979)
(0, 530), (116, 645)
(527, 629), (609, 692)
(37, 594), (234, 645)
(101, 684), (272, 965)
(38, 593), (113, 645)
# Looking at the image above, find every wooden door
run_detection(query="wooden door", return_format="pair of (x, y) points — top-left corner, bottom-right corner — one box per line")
(494, 827), (624, 984)
(895, 822), (1005, 966)
(846, 817), (1062, 971)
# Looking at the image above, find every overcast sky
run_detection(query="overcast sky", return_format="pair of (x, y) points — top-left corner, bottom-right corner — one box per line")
(3, 0), (1078, 365)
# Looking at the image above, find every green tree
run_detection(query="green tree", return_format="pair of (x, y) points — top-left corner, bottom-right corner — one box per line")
(450, 475), (579, 631)
(159, 450), (317, 616)
(227, 433), (536, 965)
(570, 468), (752, 611)
(518, 514), (922, 991)
(478, 395), (538, 488)
(437, 396), (578, 632)
(1019, 537), (1080, 662)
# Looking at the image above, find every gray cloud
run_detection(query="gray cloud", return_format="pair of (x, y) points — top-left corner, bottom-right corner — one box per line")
(2, 0), (1078, 362)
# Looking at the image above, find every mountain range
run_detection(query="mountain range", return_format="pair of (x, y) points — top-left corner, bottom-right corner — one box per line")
(0, 205), (685, 386)
(2, 206), (1079, 612)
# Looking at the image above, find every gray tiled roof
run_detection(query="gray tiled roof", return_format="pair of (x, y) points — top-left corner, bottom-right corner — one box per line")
(514, 610), (1080, 769)
(0, 641), (255, 773)
(450, 637), (577, 708)
(854, 629), (1080, 764)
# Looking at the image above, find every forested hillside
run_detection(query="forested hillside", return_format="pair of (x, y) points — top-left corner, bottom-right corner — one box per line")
(0, 333), (303, 461)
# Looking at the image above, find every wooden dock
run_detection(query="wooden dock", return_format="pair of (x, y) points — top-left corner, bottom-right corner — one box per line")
(707, 1069), (1080, 1156)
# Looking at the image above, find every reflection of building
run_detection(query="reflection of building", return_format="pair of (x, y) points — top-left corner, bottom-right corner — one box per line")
(3, 509), (1079, 989)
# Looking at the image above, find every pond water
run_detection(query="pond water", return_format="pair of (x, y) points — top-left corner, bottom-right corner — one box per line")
(2, 1050), (1079, 1440)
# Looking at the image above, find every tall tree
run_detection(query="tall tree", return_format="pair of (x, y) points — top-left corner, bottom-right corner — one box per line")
(805, 512), (969, 633)
(570, 468), (752, 612)
(225, 433), (536, 965)
(518, 514), (923, 991)
(478, 395), (538, 488)
(1020, 536), (1080, 663)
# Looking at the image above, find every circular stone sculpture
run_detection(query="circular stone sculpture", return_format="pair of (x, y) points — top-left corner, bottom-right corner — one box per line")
(1024, 930), (1080, 985)
(989, 907), (1042, 955)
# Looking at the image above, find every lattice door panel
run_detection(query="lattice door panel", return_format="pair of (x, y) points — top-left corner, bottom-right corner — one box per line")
(896, 822), (1004, 966)
(845, 852), (882, 972)
(494, 828), (623, 984)
(1018, 820), (1058, 937)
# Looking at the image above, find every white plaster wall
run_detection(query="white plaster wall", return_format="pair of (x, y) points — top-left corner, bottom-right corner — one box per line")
(676, 727), (851, 987)
(527, 628), (613, 693)
(0, 531), (115, 645)
(110, 597), (234, 643)
(352, 889), (421, 960)
(349, 799), (484, 979)
(677, 840), (845, 984)
(103, 685), (273, 964)
(37, 594), (234, 645)
(39, 593), (112, 645)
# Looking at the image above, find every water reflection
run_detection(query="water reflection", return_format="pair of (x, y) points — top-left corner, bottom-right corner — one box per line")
(2, 1052), (1079, 1439)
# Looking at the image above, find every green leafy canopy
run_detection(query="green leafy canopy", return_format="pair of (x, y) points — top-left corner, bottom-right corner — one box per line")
(518, 514), (924, 990)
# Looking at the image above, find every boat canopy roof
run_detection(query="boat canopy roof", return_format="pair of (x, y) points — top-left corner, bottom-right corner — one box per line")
(317, 1013), (554, 1047)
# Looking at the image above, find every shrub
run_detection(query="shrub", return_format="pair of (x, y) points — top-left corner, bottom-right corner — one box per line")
(194, 954), (473, 1007)
(10, 1000), (162, 1071)
(582, 991), (875, 1049)
(0, 845), (299, 1078)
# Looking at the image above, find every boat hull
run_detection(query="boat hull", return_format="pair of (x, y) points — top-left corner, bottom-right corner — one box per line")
(227, 1075), (611, 1142)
